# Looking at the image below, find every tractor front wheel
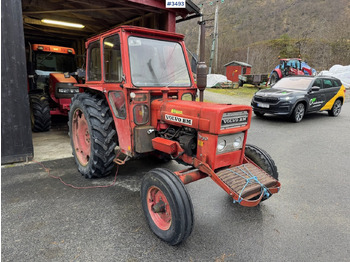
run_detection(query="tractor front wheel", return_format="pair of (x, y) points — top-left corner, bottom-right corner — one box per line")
(245, 144), (278, 180)
(141, 168), (194, 245)
(68, 93), (117, 178)
(245, 144), (279, 201)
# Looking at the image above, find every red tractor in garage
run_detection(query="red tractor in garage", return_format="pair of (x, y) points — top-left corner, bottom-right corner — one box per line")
(69, 25), (281, 245)
(269, 58), (315, 86)
(27, 44), (80, 132)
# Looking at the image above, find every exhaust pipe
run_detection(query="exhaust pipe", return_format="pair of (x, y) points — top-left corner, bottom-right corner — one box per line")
(196, 21), (207, 102)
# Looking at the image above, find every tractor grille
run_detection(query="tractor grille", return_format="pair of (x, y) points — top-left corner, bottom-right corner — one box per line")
(254, 96), (279, 104)
(220, 111), (248, 130)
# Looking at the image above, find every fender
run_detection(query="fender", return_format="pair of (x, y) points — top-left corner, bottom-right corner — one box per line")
(301, 67), (312, 75)
(75, 84), (104, 93)
(290, 98), (308, 115)
(274, 68), (283, 79)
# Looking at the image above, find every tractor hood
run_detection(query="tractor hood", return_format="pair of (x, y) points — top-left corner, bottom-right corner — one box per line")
(151, 99), (252, 135)
(50, 73), (77, 84)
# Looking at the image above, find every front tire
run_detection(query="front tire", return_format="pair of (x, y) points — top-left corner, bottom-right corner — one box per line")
(29, 94), (51, 132)
(245, 144), (279, 201)
(245, 144), (278, 180)
(291, 103), (305, 123)
(328, 99), (342, 117)
(141, 168), (194, 245)
(68, 93), (117, 178)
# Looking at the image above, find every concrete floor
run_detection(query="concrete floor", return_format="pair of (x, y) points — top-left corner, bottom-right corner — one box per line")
(31, 116), (72, 162)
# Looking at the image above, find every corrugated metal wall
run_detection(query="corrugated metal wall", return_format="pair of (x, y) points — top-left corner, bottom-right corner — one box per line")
(1, 0), (33, 164)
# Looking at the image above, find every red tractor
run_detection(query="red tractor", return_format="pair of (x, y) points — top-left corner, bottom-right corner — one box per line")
(27, 44), (80, 132)
(269, 58), (314, 86)
(69, 25), (281, 245)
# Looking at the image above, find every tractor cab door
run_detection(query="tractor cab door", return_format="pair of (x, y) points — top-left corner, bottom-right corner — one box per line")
(128, 91), (154, 154)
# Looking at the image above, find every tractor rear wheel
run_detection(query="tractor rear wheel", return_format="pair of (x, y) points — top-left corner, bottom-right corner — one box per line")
(245, 144), (279, 201)
(141, 168), (194, 245)
(29, 94), (51, 132)
(269, 71), (279, 86)
(69, 93), (117, 178)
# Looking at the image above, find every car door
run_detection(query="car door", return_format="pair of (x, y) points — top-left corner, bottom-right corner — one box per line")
(323, 78), (340, 105)
(307, 78), (327, 112)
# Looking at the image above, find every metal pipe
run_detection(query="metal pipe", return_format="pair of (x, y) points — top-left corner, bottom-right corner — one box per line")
(196, 20), (207, 102)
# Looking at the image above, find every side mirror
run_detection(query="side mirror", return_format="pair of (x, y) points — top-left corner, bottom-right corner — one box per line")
(311, 86), (320, 92)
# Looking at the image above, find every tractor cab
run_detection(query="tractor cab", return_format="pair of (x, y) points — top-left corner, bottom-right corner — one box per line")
(279, 58), (302, 76)
(27, 44), (80, 132)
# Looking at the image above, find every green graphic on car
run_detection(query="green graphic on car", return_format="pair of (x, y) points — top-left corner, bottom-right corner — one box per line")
(309, 98), (324, 106)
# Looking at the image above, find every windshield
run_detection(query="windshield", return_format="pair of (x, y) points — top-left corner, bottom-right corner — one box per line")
(273, 77), (313, 91)
(35, 52), (76, 73)
(128, 36), (191, 87)
(284, 59), (301, 69)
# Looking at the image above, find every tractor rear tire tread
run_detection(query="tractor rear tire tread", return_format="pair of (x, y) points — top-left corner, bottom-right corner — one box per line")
(69, 93), (117, 178)
(30, 94), (51, 132)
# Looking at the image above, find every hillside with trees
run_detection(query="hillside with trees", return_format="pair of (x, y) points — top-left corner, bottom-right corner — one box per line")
(177, 0), (350, 75)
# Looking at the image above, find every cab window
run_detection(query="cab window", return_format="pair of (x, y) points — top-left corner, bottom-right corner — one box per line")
(104, 35), (122, 82)
(87, 41), (101, 81)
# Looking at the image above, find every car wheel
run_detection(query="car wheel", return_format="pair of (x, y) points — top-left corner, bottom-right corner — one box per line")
(291, 103), (305, 123)
(328, 99), (342, 117)
(269, 72), (279, 86)
(254, 111), (265, 117)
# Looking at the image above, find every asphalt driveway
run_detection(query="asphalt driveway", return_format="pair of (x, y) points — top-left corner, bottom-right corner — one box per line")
(2, 98), (350, 262)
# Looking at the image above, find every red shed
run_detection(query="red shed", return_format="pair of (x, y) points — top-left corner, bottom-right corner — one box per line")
(224, 61), (252, 82)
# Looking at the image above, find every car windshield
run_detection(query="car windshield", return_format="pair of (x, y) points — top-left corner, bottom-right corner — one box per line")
(273, 77), (313, 90)
(128, 36), (191, 87)
(35, 52), (76, 72)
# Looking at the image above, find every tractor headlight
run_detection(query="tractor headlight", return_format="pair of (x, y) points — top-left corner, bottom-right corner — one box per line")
(217, 139), (226, 152)
(233, 136), (243, 149)
(217, 132), (245, 154)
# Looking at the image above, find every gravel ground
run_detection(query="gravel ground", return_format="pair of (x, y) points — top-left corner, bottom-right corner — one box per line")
(203, 89), (252, 105)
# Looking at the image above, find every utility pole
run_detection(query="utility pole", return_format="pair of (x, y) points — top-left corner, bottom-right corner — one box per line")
(215, 11), (219, 72)
(208, 1), (219, 74)
(246, 46), (250, 64)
